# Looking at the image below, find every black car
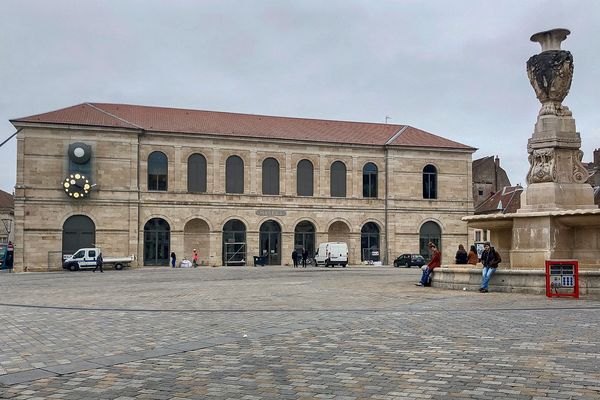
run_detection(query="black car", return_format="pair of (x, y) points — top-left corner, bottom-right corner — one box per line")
(393, 254), (426, 268)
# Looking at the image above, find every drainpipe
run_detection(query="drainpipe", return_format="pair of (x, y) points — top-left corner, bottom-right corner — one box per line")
(384, 145), (389, 265)
(137, 130), (144, 266)
(383, 126), (406, 266)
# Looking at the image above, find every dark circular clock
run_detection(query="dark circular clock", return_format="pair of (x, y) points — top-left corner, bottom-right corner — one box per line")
(63, 173), (91, 199)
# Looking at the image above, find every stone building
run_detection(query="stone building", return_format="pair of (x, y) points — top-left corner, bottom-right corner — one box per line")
(472, 156), (511, 208)
(11, 103), (475, 271)
(471, 185), (523, 244)
(583, 148), (600, 206)
(0, 189), (14, 244)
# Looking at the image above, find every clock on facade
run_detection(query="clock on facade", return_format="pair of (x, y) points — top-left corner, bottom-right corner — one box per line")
(63, 173), (91, 199)
(64, 142), (93, 199)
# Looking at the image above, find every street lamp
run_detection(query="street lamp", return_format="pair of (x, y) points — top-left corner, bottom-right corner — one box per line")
(1, 218), (12, 239)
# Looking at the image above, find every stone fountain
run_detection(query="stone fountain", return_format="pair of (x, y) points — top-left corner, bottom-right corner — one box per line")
(437, 29), (600, 294)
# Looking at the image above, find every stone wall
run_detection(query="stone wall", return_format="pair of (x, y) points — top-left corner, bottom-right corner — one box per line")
(432, 266), (600, 296)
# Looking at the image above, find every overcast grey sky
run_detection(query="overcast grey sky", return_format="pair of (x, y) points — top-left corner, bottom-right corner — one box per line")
(1, 0), (599, 194)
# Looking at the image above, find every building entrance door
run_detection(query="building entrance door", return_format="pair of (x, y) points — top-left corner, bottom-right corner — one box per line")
(294, 220), (315, 259)
(144, 218), (170, 266)
(222, 219), (246, 266)
(259, 220), (281, 265)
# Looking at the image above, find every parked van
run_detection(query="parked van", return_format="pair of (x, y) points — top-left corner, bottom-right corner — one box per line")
(314, 242), (348, 267)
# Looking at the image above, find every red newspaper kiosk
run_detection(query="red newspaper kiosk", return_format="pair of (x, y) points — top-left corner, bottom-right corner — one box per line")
(545, 260), (579, 299)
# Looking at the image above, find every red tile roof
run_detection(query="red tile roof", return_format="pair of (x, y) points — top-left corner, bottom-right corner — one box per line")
(12, 103), (475, 151)
(474, 186), (523, 214)
(0, 189), (14, 211)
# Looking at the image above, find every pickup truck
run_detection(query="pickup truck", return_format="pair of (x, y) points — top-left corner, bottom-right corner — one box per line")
(63, 248), (135, 271)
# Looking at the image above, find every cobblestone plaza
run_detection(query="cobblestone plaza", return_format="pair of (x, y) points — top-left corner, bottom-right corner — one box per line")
(1, 267), (599, 399)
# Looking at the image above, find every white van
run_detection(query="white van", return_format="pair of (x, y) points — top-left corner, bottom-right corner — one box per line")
(314, 242), (348, 267)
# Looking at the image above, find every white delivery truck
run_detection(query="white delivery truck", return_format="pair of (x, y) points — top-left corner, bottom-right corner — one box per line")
(63, 248), (135, 271)
(314, 242), (348, 267)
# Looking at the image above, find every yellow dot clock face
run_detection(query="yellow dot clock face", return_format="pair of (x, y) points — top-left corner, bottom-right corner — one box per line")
(63, 173), (91, 199)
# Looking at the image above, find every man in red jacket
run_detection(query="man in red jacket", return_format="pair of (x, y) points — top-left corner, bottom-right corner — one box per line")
(415, 242), (441, 287)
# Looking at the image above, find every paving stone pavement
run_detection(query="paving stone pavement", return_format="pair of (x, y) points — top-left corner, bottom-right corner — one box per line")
(0, 266), (599, 399)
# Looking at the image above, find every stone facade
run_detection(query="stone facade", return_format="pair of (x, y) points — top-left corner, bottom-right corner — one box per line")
(471, 156), (511, 208)
(12, 105), (474, 271)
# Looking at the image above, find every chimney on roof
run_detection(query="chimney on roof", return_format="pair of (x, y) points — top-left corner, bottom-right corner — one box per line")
(594, 148), (600, 166)
(494, 156), (500, 192)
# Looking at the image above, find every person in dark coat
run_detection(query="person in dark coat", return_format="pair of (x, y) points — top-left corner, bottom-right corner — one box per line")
(479, 242), (501, 292)
(170, 252), (176, 268)
(93, 253), (104, 273)
(455, 244), (468, 264)
(292, 249), (298, 268)
(301, 248), (308, 268)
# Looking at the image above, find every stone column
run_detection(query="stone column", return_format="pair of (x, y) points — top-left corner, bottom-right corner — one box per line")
(285, 152), (292, 196)
(210, 229), (222, 267)
(250, 151), (257, 194)
(212, 149), (222, 194)
(318, 154), (326, 197)
(173, 146), (182, 192)
(352, 157), (359, 198)
(246, 230), (259, 267)
(282, 232), (294, 267)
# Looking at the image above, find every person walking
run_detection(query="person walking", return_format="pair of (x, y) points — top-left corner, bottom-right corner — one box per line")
(467, 245), (479, 265)
(192, 249), (199, 268)
(93, 252), (104, 273)
(415, 242), (440, 287)
(292, 249), (298, 268)
(302, 248), (308, 268)
(479, 242), (501, 292)
(455, 244), (468, 264)
(170, 251), (176, 268)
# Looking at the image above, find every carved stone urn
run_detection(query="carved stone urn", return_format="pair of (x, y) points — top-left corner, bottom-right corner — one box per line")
(521, 28), (594, 210)
(526, 28), (573, 116)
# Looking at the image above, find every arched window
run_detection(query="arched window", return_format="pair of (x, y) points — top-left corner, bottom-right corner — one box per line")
(187, 153), (207, 193)
(262, 157), (280, 195)
(226, 155), (244, 194)
(330, 161), (347, 197)
(419, 221), (441, 260)
(297, 159), (314, 196)
(223, 219), (246, 266)
(148, 151), (168, 191)
(144, 218), (170, 266)
(62, 215), (95, 256)
(423, 164), (437, 199)
(362, 162), (378, 198)
(361, 222), (380, 262)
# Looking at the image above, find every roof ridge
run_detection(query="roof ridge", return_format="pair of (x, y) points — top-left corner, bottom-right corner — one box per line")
(87, 103), (144, 130)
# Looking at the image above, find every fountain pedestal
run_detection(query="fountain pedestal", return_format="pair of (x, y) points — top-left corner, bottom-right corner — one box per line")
(435, 29), (600, 295)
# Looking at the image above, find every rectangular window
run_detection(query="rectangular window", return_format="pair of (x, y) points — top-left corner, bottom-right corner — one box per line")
(149, 174), (168, 191)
